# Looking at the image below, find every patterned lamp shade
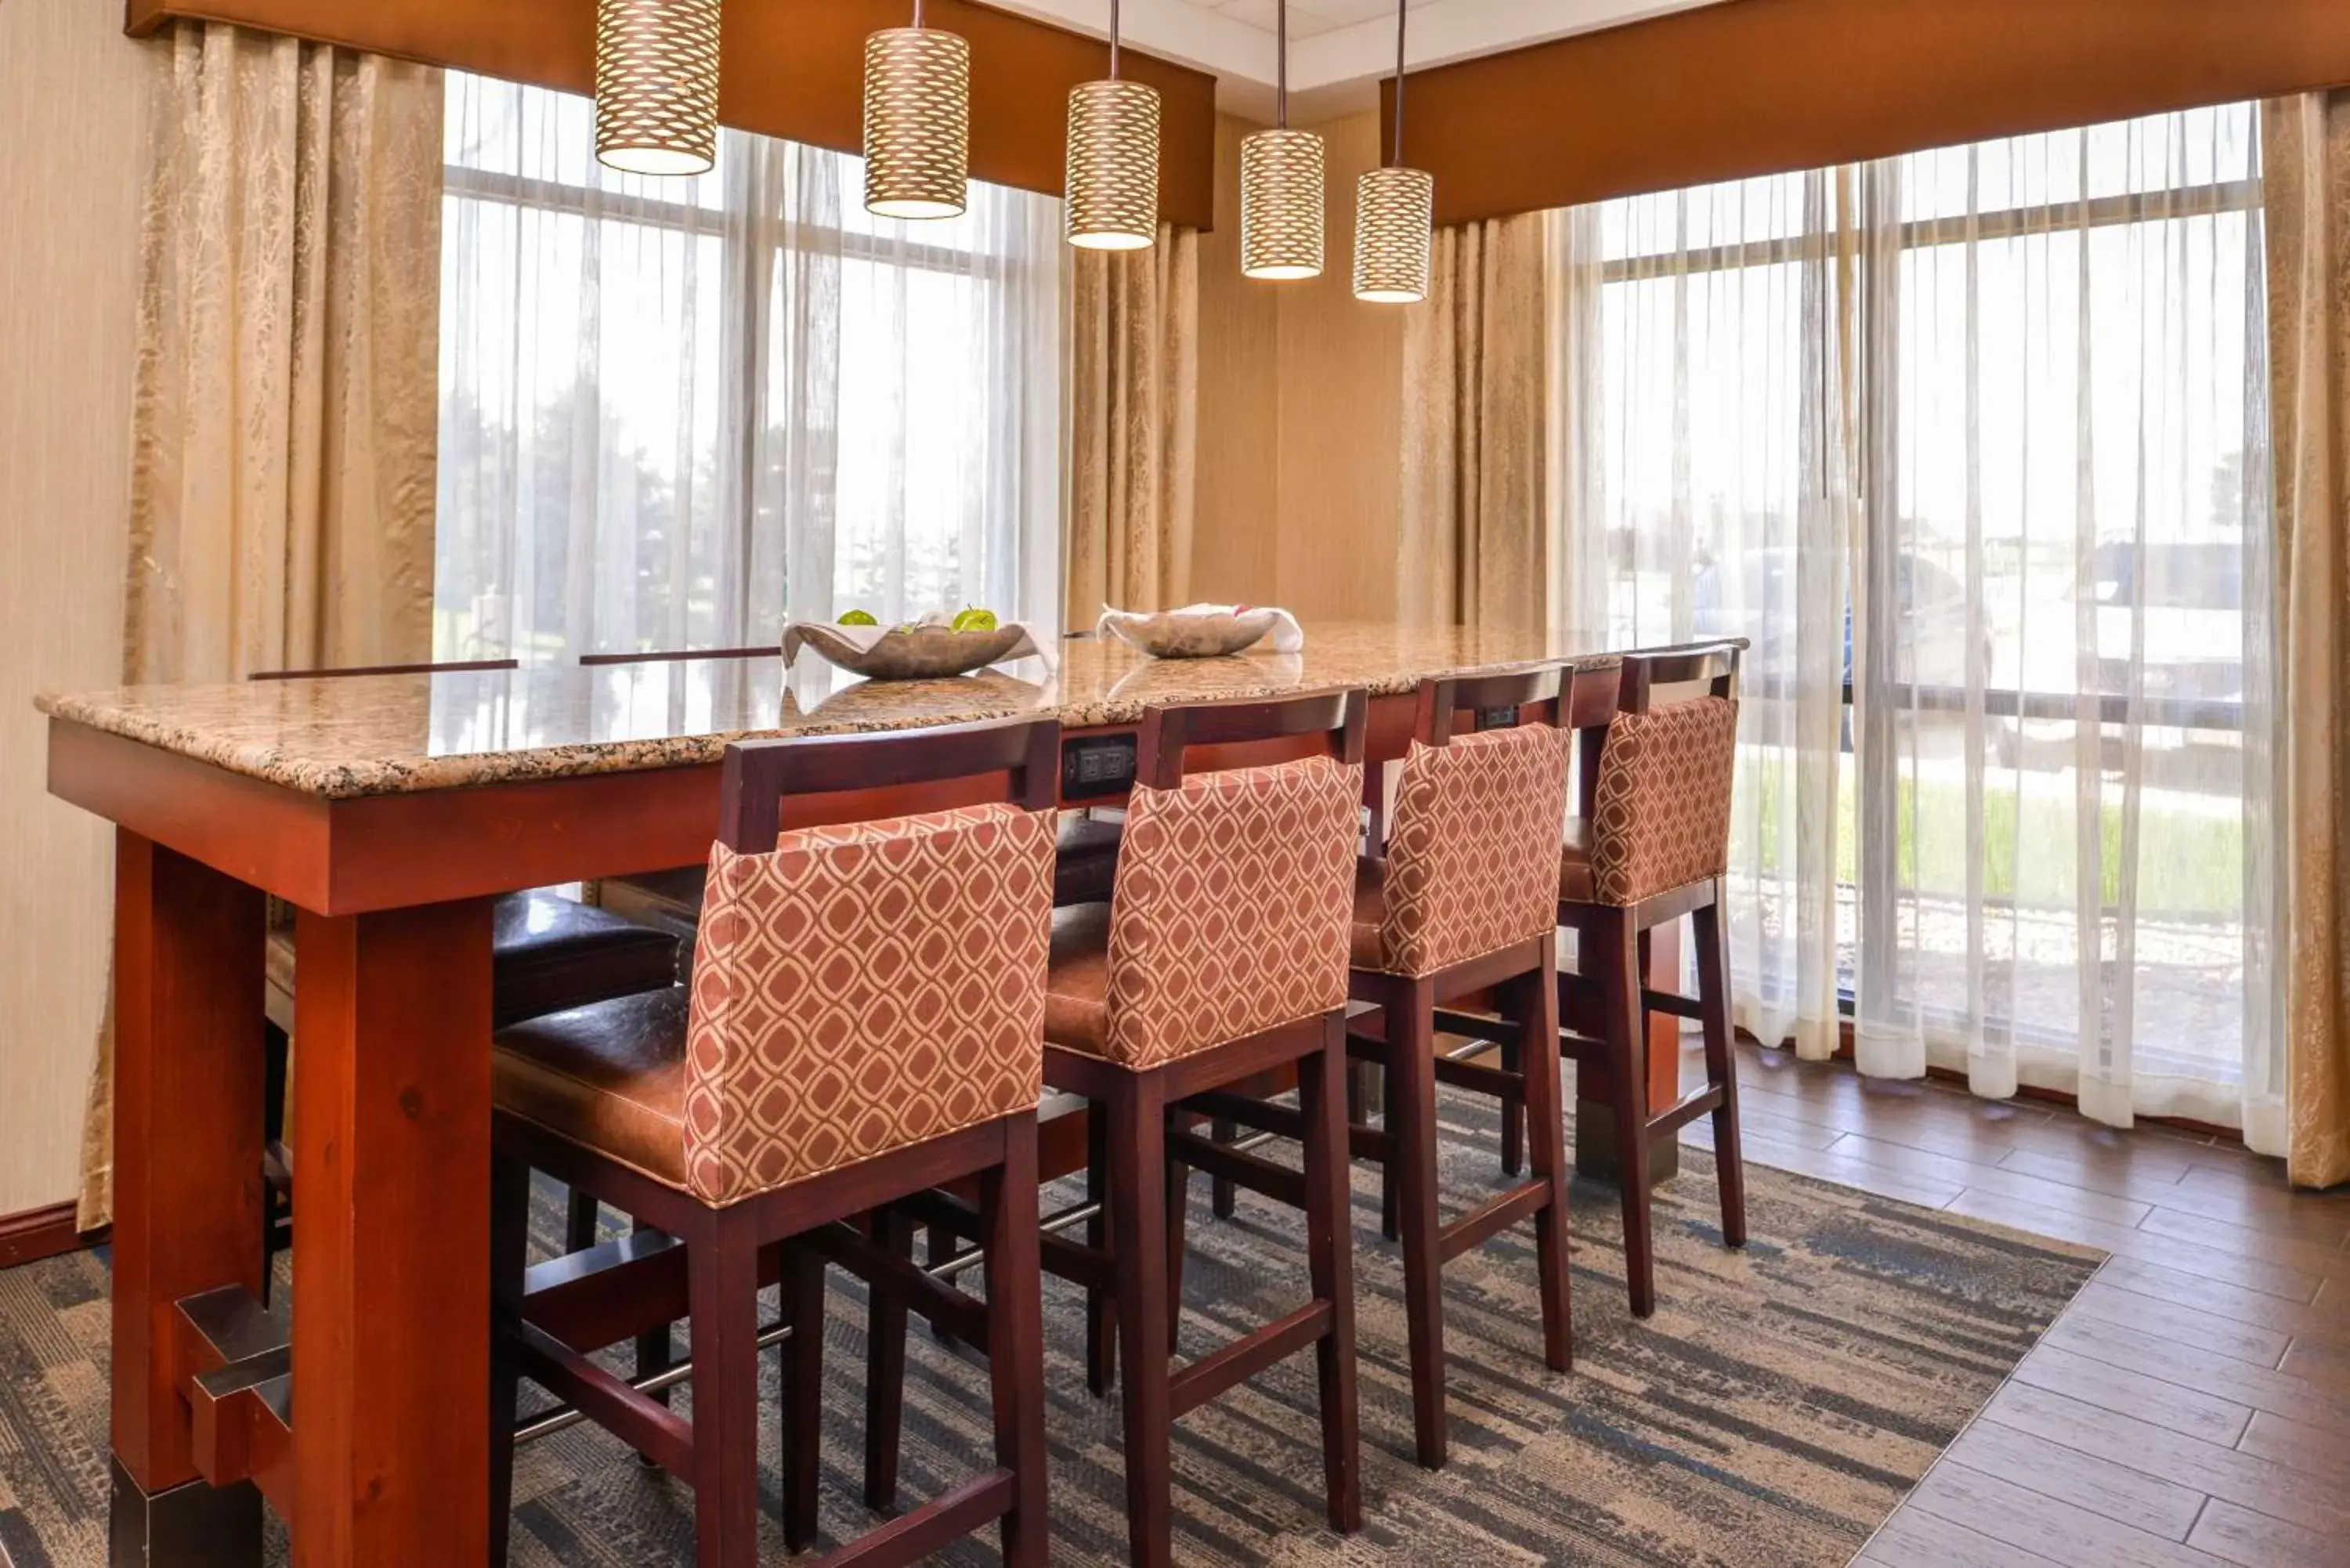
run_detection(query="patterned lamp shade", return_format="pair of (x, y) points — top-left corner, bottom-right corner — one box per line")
(863, 27), (971, 219)
(1353, 164), (1434, 303)
(1065, 79), (1160, 251)
(1240, 128), (1325, 280)
(595, 0), (721, 177)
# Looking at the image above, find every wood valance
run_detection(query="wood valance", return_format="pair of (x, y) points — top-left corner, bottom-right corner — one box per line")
(1386, 0), (2350, 226)
(126, 0), (1219, 231)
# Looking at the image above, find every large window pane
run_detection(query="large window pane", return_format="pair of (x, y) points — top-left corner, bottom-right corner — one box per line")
(1557, 102), (2276, 1130)
(433, 73), (1061, 662)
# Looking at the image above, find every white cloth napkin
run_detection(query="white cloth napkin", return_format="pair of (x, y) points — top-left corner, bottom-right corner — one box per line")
(783, 618), (1057, 673)
(1095, 603), (1305, 652)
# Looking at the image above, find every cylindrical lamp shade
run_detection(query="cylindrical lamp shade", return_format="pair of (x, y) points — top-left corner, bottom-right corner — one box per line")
(1240, 128), (1325, 280)
(863, 27), (971, 219)
(1352, 165), (1434, 302)
(1065, 80), (1161, 251)
(595, 0), (721, 176)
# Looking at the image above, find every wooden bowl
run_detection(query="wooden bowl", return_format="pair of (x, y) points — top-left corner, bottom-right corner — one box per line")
(1101, 608), (1280, 659)
(793, 623), (1026, 680)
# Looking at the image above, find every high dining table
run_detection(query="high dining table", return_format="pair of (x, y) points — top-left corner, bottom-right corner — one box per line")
(39, 620), (1672, 1567)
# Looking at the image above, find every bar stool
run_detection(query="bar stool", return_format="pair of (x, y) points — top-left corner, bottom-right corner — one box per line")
(1342, 668), (1577, 1472)
(246, 659), (680, 1278)
(868, 690), (1369, 1568)
(486, 717), (1061, 1567)
(577, 640), (1119, 1269)
(1556, 644), (1746, 1318)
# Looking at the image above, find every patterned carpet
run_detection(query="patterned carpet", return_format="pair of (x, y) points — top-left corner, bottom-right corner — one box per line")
(0, 1095), (2099, 1567)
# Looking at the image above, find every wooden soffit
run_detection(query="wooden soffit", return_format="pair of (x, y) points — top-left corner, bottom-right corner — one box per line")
(1386, 0), (2350, 227)
(125, 0), (1217, 231)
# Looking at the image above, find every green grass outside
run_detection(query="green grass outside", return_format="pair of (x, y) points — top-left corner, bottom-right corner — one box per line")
(1734, 759), (2244, 922)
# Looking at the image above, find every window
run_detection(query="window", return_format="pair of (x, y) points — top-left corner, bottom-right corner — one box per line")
(1553, 104), (2281, 1133)
(432, 74), (1062, 662)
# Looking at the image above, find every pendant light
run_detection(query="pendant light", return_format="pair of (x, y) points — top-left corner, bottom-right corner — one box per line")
(1065, 0), (1161, 250)
(1353, 0), (1433, 302)
(1239, 0), (1324, 280)
(863, 0), (971, 219)
(595, 0), (721, 177)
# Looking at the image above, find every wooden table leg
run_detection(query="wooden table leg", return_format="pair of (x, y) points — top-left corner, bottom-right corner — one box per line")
(1574, 919), (1684, 1186)
(290, 899), (493, 1567)
(109, 832), (269, 1564)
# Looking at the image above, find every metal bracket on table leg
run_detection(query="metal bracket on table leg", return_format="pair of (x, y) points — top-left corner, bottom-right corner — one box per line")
(172, 1288), (294, 1512)
(109, 1457), (262, 1568)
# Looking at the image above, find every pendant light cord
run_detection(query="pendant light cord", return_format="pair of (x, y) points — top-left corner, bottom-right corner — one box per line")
(912, 0), (924, 26)
(1275, 0), (1288, 128)
(1109, 0), (1121, 78)
(1390, 0), (1406, 167)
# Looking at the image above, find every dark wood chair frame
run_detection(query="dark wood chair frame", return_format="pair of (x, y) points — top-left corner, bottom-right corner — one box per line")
(1336, 667), (1577, 1471)
(576, 645), (783, 666)
(1466, 645), (1748, 1319)
(864, 690), (1372, 1568)
(488, 716), (1062, 1568)
(247, 657), (519, 680)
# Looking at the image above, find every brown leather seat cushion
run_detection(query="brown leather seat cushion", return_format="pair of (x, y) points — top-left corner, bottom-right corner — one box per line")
(1043, 901), (1113, 1053)
(264, 891), (679, 1031)
(493, 988), (690, 1188)
(1556, 819), (1596, 905)
(598, 865), (710, 924)
(491, 890), (681, 1025)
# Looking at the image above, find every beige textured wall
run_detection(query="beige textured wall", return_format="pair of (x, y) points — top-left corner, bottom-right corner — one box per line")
(1194, 110), (1405, 619)
(0, 0), (150, 1216)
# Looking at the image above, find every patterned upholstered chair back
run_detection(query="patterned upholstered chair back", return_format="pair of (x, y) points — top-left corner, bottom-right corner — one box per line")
(1099, 691), (1368, 1070)
(1377, 713), (1574, 977)
(1582, 645), (1742, 908)
(680, 718), (1061, 1205)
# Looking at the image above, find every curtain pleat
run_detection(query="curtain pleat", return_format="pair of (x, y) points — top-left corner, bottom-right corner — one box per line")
(1064, 224), (1200, 623)
(124, 24), (441, 683)
(2262, 92), (2350, 1186)
(78, 22), (443, 1230)
(1400, 216), (1550, 634)
(1549, 182), (1853, 1061)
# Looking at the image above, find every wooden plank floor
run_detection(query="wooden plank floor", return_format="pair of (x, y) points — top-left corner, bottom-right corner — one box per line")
(1683, 1047), (2350, 1568)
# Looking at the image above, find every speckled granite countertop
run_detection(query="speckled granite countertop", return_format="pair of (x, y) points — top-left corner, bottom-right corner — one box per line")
(38, 622), (1634, 800)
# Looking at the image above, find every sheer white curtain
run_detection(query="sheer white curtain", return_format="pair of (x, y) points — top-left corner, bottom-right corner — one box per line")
(1553, 105), (2285, 1142)
(433, 74), (1062, 660)
(1853, 107), (2282, 1141)
(1550, 173), (1856, 1062)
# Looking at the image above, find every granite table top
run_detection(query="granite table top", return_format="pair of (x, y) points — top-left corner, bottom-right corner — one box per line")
(38, 621), (1639, 801)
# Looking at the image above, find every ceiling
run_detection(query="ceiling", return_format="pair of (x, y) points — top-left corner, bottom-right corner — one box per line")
(989, 0), (1727, 118)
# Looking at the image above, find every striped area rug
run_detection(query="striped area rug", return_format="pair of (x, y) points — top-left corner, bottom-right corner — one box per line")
(0, 1096), (2098, 1566)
